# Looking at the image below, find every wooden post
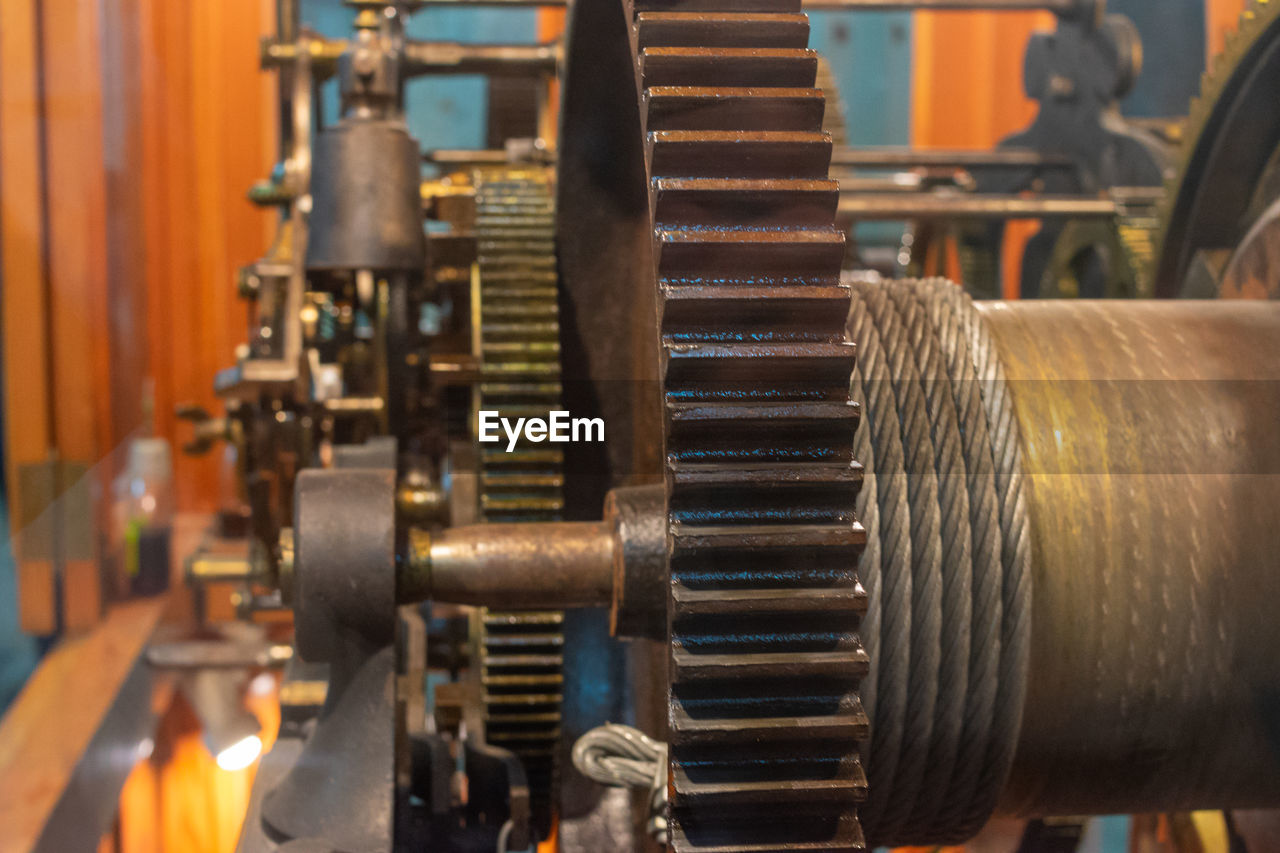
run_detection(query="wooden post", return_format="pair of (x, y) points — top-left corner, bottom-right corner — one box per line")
(41, 0), (114, 631)
(1207, 0), (1248, 62)
(2, 0), (58, 635)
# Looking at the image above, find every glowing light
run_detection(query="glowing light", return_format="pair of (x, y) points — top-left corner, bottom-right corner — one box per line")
(249, 671), (276, 697)
(216, 734), (263, 771)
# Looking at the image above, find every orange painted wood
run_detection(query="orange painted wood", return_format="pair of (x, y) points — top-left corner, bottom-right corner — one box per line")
(137, 0), (273, 513)
(102, 0), (152, 451)
(137, 0), (186, 510)
(0, 0), (58, 634)
(911, 10), (1052, 149)
(42, 0), (117, 630)
(0, 597), (167, 849)
(1207, 0), (1248, 62)
(538, 9), (567, 144)
(118, 682), (278, 853)
(912, 10), (1052, 299)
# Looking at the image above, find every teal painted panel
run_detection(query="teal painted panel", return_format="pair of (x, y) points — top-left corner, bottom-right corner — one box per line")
(0, 496), (39, 714)
(1111, 0), (1205, 118)
(300, 5), (915, 151)
(300, 2), (537, 152)
(1080, 815), (1133, 853)
(403, 8), (538, 152)
(808, 11), (913, 246)
(807, 11), (914, 146)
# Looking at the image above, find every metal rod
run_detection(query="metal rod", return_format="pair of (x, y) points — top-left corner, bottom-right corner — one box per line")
(403, 522), (615, 607)
(276, 0), (300, 156)
(835, 176), (927, 193)
(146, 640), (293, 670)
(426, 147), (555, 166)
(831, 147), (1073, 170)
(838, 193), (1118, 220)
(404, 40), (559, 77)
(264, 39), (558, 79)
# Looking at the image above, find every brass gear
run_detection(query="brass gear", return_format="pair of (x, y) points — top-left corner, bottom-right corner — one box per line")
(1152, 0), (1280, 296)
(469, 166), (565, 840)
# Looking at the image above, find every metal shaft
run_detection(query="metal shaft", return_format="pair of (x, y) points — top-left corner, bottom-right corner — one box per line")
(830, 147), (1072, 170)
(264, 39), (558, 78)
(424, 148), (1069, 171)
(838, 193), (1119, 220)
(981, 299), (1280, 817)
(403, 521), (615, 608)
(404, 41), (558, 77)
(426, 148), (555, 167)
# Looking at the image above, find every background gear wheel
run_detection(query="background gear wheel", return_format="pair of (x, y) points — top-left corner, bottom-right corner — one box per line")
(1152, 0), (1280, 296)
(469, 167), (565, 840)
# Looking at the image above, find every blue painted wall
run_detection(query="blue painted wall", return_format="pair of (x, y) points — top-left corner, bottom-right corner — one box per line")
(298, 4), (918, 151)
(301, 2), (538, 151)
(298, 1), (1205, 151)
(1113, 0), (1206, 117)
(808, 10), (915, 146)
(0, 496), (39, 714)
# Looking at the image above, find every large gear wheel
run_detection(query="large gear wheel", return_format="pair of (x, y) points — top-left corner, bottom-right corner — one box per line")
(469, 166), (565, 840)
(618, 4), (869, 851)
(1152, 0), (1280, 296)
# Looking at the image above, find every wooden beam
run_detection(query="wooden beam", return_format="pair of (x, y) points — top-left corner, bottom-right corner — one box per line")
(140, 0), (271, 514)
(0, 597), (167, 850)
(1, 0), (57, 635)
(102, 0), (151, 460)
(42, 0), (115, 631)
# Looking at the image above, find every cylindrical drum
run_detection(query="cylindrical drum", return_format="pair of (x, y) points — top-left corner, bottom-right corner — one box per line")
(305, 119), (426, 273)
(984, 299), (1280, 817)
(848, 279), (1280, 844)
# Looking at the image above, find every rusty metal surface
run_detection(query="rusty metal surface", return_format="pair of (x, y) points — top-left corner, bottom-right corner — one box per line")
(607, 484), (667, 641)
(560, 1), (871, 848)
(408, 522), (614, 608)
(556, 0), (658, 514)
(979, 299), (1280, 817)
